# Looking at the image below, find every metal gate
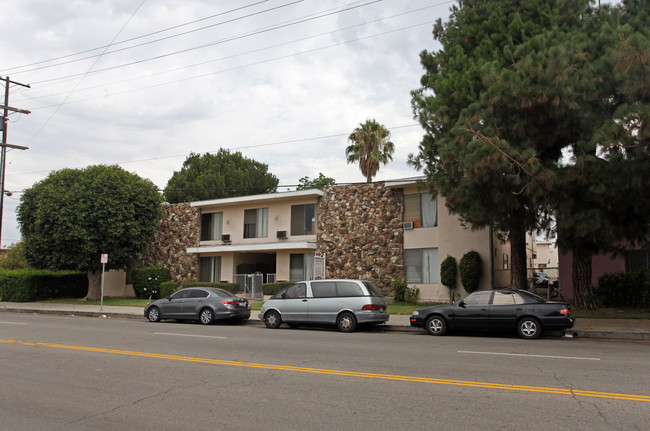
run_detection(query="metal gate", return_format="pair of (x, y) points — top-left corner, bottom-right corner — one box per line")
(234, 273), (264, 300)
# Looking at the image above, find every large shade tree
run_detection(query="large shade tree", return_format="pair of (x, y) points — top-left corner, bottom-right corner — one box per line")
(409, 0), (593, 290)
(164, 149), (279, 203)
(17, 165), (164, 300)
(346, 119), (395, 183)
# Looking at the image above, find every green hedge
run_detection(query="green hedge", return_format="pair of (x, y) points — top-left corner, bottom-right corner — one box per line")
(159, 281), (175, 298)
(0, 269), (87, 302)
(596, 270), (650, 308)
(459, 251), (482, 293)
(262, 281), (293, 296)
(132, 265), (170, 299)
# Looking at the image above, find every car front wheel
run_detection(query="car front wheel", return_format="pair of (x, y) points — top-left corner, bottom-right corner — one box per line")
(147, 307), (161, 322)
(336, 312), (357, 333)
(517, 317), (541, 339)
(264, 310), (282, 329)
(425, 315), (447, 336)
(199, 308), (214, 325)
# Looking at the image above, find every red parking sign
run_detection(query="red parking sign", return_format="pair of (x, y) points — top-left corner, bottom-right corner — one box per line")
(100, 254), (108, 264)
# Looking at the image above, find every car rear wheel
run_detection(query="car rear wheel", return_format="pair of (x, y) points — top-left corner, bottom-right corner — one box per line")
(336, 312), (357, 333)
(425, 315), (447, 336)
(264, 310), (282, 329)
(199, 308), (214, 325)
(147, 307), (161, 322)
(517, 317), (541, 339)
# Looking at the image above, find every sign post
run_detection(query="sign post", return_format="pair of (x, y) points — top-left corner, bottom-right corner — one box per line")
(100, 254), (108, 311)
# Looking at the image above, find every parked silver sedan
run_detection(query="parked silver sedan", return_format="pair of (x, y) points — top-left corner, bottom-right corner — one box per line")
(259, 279), (389, 332)
(145, 287), (250, 324)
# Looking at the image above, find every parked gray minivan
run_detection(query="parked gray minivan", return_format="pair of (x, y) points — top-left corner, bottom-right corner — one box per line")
(258, 279), (389, 332)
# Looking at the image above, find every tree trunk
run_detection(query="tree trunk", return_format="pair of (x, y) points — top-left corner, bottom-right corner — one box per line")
(85, 269), (102, 300)
(509, 227), (528, 290)
(572, 252), (596, 310)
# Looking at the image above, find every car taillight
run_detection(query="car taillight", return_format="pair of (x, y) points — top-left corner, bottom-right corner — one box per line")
(362, 304), (384, 311)
(560, 308), (569, 315)
(221, 300), (235, 309)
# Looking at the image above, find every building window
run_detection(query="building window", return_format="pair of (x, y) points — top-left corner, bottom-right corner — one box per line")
(405, 248), (439, 284)
(503, 254), (509, 270)
(404, 193), (438, 227)
(290, 253), (315, 281)
(244, 208), (268, 238)
(200, 212), (223, 241)
(199, 256), (221, 282)
(291, 203), (316, 236)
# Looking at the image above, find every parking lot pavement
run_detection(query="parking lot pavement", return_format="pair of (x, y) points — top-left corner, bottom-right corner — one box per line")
(1, 301), (649, 340)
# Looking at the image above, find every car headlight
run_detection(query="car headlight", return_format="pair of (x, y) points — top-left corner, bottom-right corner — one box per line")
(412, 310), (419, 316)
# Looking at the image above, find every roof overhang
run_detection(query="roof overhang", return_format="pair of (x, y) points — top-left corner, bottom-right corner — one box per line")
(187, 241), (317, 254)
(190, 189), (324, 208)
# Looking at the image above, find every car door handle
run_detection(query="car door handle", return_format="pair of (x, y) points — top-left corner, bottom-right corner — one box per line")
(302, 299), (308, 302)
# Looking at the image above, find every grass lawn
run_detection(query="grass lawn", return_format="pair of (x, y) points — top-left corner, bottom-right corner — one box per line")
(39, 298), (650, 318)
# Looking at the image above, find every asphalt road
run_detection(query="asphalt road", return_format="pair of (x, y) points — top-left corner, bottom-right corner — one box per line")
(1, 313), (649, 431)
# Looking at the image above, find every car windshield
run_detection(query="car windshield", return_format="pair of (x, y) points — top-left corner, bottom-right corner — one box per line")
(361, 281), (383, 297)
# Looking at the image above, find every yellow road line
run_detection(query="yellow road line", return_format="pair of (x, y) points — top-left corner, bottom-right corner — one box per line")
(3, 338), (649, 403)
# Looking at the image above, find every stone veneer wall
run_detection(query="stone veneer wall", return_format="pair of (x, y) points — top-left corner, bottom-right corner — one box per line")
(318, 183), (404, 293)
(141, 203), (200, 285)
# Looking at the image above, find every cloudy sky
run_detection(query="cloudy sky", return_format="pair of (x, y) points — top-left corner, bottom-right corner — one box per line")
(0, 0), (452, 247)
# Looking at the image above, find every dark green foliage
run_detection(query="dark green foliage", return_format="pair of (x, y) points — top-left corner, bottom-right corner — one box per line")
(132, 265), (170, 299)
(163, 150), (279, 203)
(262, 281), (294, 296)
(296, 173), (336, 190)
(440, 255), (458, 302)
(596, 270), (650, 308)
(180, 281), (241, 295)
(459, 251), (482, 293)
(0, 269), (87, 302)
(17, 165), (164, 278)
(158, 281), (175, 298)
(390, 276), (408, 302)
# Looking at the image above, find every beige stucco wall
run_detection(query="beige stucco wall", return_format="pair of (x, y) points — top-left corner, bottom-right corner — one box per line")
(101, 270), (135, 297)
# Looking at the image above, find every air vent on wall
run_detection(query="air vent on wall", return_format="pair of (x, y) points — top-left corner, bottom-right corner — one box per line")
(221, 234), (231, 243)
(403, 221), (414, 230)
(277, 230), (287, 239)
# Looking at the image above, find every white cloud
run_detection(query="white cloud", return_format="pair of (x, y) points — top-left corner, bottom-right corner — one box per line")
(0, 0), (450, 247)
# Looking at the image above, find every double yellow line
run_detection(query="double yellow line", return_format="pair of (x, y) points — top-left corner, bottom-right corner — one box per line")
(3, 338), (649, 403)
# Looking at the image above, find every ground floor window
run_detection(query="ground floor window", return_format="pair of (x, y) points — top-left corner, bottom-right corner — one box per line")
(199, 256), (221, 282)
(290, 253), (315, 281)
(405, 248), (439, 284)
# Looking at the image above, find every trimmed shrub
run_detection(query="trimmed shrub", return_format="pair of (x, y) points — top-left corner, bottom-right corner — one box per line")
(0, 269), (87, 302)
(159, 281), (175, 298)
(440, 255), (458, 302)
(390, 276), (408, 302)
(262, 281), (294, 296)
(132, 265), (170, 299)
(459, 251), (482, 293)
(596, 270), (650, 308)
(404, 286), (420, 304)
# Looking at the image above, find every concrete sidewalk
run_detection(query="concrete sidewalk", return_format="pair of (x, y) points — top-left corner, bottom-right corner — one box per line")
(1, 301), (649, 341)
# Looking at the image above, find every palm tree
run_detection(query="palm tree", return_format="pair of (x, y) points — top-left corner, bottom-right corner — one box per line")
(345, 119), (395, 183)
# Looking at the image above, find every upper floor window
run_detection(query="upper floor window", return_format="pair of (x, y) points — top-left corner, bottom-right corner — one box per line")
(404, 193), (438, 227)
(200, 212), (223, 241)
(244, 208), (268, 238)
(291, 203), (316, 236)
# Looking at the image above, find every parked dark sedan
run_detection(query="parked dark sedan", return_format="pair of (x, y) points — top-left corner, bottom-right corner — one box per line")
(409, 289), (574, 339)
(144, 287), (250, 325)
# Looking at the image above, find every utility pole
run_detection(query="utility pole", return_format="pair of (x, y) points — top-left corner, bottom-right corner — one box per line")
(1, 76), (30, 248)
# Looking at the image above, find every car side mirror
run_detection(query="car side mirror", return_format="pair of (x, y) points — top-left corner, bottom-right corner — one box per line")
(282, 292), (287, 299)
(166, 296), (172, 301)
(458, 301), (466, 308)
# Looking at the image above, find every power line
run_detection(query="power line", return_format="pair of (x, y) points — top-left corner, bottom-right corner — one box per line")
(0, 0), (272, 73)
